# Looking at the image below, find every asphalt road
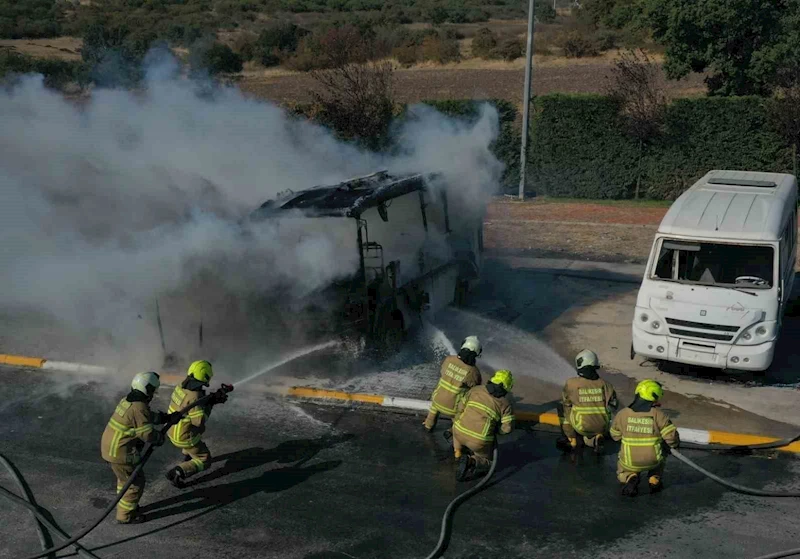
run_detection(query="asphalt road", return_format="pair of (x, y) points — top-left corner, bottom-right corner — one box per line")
(2, 368), (800, 559)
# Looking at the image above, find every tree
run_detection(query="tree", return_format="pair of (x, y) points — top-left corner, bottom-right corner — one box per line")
(606, 49), (667, 198)
(199, 42), (243, 75)
(535, 1), (557, 23)
(256, 21), (306, 67)
(310, 30), (395, 149)
(644, 0), (798, 96)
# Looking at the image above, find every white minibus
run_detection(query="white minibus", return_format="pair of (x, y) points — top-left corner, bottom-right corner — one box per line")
(632, 170), (797, 372)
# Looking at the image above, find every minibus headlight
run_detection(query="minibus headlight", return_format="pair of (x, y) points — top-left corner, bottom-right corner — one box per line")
(639, 313), (649, 323)
(756, 325), (768, 336)
(651, 320), (661, 330)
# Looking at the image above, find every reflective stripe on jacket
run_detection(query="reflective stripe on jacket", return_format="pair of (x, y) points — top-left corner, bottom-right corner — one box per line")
(167, 385), (208, 448)
(100, 398), (155, 465)
(453, 385), (514, 444)
(610, 407), (679, 472)
(429, 355), (481, 416)
(561, 376), (617, 437)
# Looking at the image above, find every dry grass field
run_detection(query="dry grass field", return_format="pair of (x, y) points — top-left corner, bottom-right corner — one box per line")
(0, 37), (82, 61)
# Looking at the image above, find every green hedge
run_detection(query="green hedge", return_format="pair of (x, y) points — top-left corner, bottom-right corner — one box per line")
(528, 94), (795, 200)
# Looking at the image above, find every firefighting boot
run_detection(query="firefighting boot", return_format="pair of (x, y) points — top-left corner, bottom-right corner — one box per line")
(555, 436), (573, 453)
(592, 434), (605, 455)
(117, 511), (145, 525)
(649, 476), (664, 494)
(455, 455), (474, 482)
(621, 474), (639, 497)
(166, 466), (186, 489)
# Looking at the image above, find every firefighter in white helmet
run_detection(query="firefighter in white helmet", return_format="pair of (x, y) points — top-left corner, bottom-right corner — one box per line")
(556, 350), (618, 454)
(100, 372), (173, 524)
(423, 336), (482, 433)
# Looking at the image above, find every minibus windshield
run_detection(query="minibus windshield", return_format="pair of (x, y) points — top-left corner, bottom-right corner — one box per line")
(652, 240), (774, 289)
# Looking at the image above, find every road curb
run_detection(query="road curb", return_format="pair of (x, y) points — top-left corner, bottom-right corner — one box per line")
(0, 352), (184, 385)
(5, 351), (799, 453)
(287, 386), (800, 454)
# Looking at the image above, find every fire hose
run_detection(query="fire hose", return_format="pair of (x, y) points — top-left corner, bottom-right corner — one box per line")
(0, 383), (234, 559)
(423, 444), (499, 559)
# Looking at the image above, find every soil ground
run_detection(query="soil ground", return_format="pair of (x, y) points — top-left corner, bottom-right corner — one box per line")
(238, 58), (705, 106)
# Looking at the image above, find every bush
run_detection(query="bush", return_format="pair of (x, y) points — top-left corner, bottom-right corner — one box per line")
(535, 2), (557, 24)
(592, 28), (618, 52)
(420, 35), (460, 64)
(392, 42), (419, 65)
(471, 27), (497, 59)
(558, 30), (600, 58)
(495, 37), (523, 61)
(256, 21), (306, 67)
(0, 49), (87, 90)
(199, 42), (243, 74)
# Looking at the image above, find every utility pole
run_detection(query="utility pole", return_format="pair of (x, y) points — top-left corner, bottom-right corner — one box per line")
(518, 0), (535, 200)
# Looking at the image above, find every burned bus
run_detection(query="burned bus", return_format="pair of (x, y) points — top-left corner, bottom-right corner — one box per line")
(250, 171), (483, 352)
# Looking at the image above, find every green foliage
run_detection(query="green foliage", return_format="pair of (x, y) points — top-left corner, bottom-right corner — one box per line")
(471, 27), (497, 59)
(197, 42), (243, 74)
(558, 30), (600, 58)
(0, 49), (87, 90)
(644, 0), (800, 96)
(495, 37), (523, 61)
(535, 1), (557, 24)
(0, 0), (63, 39)
(256, 21), (306, 66)
(527, 94), (794, 199)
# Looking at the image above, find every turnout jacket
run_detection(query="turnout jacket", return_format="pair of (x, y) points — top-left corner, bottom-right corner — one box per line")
(101, 395), (158, 465)
(610, 406), (679, 472)
(429, 355), (481, 417)
(561, 376), (617, 436)
(453, 384), (515, 445)
(167, 384), (210, 448)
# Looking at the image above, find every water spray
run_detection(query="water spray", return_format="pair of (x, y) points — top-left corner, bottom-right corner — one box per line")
(233, 340), (341, 388)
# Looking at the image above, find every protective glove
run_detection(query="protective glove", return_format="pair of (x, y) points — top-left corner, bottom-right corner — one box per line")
(212, 390), (229, 405)
(151, 411), (167, 425)
(166, 411), (183, 426)
(152, 429), (166, 447)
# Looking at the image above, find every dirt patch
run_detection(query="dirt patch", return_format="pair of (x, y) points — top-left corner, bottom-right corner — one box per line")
(238, 62), (705, 106)
(485, 220), (656, 263)
(0, 37), (82, 61)
(487, 198), (668, 225)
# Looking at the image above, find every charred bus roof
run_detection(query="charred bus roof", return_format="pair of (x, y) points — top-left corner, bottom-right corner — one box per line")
(252, 171), (433, 219)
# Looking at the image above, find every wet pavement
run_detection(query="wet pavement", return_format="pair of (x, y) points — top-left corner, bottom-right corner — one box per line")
(2, 367), (800, 559)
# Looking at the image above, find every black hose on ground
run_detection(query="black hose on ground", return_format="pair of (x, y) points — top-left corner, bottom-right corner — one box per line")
(0, 454), (54, 558)
(0, 388), (225, 559)
(424, 445), (499, 559)
(670, 448), (800, 497)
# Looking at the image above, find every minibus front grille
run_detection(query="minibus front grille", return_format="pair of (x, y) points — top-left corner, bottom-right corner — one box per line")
(665, 318), (739, 332)
(668, 328), (734, 342)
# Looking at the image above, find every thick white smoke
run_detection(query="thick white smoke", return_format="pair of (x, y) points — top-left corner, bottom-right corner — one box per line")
(0, 55), (502, 374)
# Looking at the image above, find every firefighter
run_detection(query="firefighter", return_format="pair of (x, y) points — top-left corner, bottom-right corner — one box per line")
(100, 371), (171, 524)
(423, 336), (482, 433)
(165, 360), (228, 488)
(556, 349), (618, 454)
(452, 369), (515, 482)
(610, 379), (679, 497)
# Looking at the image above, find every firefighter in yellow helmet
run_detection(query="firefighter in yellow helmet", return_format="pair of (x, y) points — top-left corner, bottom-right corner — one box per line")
(556, 350), (618, 454)
(100, 372), (172, 524)
(452, 369), (515, 482)
(165, 360), (228, 488)
(423, 336), (482, 433)
(610, 379), (679, 496)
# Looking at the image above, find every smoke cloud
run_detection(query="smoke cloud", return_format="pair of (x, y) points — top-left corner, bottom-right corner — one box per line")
(0, 54), (502, 375)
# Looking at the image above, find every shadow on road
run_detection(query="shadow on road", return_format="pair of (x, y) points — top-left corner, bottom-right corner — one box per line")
(141, 459), (342, 521)
(176, 433), (355, 488)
